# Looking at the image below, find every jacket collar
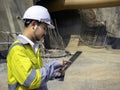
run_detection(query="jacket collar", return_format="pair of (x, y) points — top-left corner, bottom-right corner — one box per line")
(16, 34), (39, 48)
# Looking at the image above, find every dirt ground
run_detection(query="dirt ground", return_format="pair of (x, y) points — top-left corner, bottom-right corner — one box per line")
(46, 45), (120, 90)
(0, 45), (120, 90)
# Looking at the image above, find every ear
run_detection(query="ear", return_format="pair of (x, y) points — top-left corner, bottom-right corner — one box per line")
(31, 21), (37, 30)
(34, 25), (37, 30)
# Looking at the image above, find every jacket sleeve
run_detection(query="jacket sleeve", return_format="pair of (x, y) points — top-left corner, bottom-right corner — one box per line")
(40, 60), (62, 86)
(9, 45), (41, 89)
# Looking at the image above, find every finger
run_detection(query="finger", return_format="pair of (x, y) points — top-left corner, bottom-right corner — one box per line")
(63, 60), (71, 66)
(54, 72), (61, 77)
(54, 67), (62, 72)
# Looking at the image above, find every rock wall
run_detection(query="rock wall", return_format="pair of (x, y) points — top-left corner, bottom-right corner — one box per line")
(95, 7), (120, 38)
(0, 1), (120, 50)
(49, 7), (120, 49)
(0, 0), (33, 50)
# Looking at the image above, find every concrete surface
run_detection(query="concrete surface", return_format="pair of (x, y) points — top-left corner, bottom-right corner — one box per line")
(0, 63), (8, 90)
(0, 46), (120, 90)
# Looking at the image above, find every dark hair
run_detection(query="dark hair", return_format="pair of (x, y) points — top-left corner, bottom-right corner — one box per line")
(23, 19), (33, 27)
(23, 19), (41, 27)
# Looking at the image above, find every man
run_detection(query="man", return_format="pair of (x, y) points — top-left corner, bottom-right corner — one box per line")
(7, 5), (67, 90)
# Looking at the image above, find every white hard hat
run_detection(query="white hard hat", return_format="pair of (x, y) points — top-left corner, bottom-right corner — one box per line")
(23, 5), (54, 29)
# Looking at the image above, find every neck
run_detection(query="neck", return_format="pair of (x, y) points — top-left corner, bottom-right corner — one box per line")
(22, 28), (36, 42)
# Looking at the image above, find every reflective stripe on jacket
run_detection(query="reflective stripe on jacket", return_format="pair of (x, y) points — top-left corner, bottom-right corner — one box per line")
(7, 40), (43, 90)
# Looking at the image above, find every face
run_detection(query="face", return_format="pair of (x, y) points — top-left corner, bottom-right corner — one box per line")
(33, 23), (47, 41)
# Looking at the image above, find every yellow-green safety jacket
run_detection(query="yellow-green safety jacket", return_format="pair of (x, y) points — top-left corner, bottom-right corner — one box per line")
(7, 35), (62, 90)
(7, 40), (43, 90)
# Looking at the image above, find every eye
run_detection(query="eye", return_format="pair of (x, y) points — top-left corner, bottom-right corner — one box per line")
(44, 26), (47, 31)
(42, 24), (47, 31)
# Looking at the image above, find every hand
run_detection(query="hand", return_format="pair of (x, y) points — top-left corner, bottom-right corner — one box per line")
(54, 68), (65, 81)
(59, 60), (71, 66)
(62, 60), (71, 71)
(46, 60), (71, 80)
(54, 60), (71, 80)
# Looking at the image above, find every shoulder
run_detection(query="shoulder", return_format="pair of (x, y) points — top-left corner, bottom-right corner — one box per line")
(8, 41), (26, 55)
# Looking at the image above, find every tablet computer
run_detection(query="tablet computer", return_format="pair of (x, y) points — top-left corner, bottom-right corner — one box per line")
(62, 51), (82, 72)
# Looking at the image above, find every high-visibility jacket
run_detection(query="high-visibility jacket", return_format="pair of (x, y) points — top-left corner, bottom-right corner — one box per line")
(7, 40), (43, 90)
